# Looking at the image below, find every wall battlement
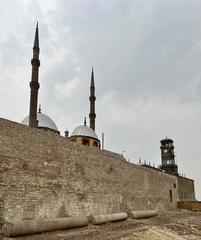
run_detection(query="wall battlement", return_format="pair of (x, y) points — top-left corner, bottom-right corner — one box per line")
(0, 118), (177, 223)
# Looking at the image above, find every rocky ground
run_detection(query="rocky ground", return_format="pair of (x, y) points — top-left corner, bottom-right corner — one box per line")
(11, 211), (201, 240)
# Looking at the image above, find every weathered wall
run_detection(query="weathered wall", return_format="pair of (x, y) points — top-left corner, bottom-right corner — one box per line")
(0, 118), (178, 223)
(176, 176), (195, 201)
(178, 201), (201, 211)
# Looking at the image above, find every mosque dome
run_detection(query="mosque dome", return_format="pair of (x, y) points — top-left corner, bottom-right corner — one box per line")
(71, 125), (98, 140)
(21, 112), (59, 132)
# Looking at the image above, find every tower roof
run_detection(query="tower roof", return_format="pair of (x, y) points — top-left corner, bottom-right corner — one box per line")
(33, 22), (39, 49)
(90, 67), (95, 88)
(160, 137), (173, 144)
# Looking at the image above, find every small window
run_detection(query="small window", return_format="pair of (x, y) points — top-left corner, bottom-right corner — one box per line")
(82, 139), (89, 146)
(173, 183), (176, 188)
(169, 189), (173, 203)
(93, 141), (98, 147)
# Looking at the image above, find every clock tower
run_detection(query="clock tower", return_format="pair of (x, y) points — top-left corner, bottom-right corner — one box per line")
(160, 137), (178, 175)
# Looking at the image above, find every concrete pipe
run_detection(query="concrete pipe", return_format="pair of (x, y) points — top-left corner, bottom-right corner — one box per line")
(2, 216), (88, 237)
(90, 212), (128, 225)
(129, 210), (157, 219)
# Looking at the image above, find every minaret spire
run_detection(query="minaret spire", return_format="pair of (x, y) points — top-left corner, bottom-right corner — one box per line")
(33, 22), (39, 50)
(29, 22), (40, 128)
(89, 67), (96, 131)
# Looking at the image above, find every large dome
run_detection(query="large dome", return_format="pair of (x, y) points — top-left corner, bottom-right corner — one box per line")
(21, 112), (59, 132)
(71, 125), (98, 140)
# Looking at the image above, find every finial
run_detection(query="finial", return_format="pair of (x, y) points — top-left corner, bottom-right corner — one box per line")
(84, 117), (87, 126)
(38, 104), (41, 113)
(65, 129), (69, 138)
(36, 21), (38, 28)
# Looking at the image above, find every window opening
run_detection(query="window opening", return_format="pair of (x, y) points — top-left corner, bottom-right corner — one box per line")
(169, 189), (173, 203)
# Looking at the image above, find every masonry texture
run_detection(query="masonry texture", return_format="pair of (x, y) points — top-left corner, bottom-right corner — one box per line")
(177, 175), (195, 201)
(0, 118), (177, 223)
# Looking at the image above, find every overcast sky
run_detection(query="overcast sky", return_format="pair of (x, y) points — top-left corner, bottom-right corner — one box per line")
(0, 0), (201, 199)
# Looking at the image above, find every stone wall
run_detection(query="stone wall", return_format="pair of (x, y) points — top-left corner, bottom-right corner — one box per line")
(0, 118), (178, 223)
(178, 201), (201, 211)
(177, 176), (195, 201)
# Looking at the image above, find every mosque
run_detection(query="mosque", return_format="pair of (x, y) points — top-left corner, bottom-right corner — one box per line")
(0, 23), (199, 235)
(20, 23), (196, 202)
(3, 23), (191, 203)
(21, 23), (100, 149)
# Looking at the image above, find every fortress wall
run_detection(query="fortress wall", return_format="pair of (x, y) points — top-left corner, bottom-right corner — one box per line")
(0, 118), (177, 223)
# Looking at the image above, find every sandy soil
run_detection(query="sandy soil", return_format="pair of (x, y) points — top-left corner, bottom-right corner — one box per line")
(10, 211), (201, 240)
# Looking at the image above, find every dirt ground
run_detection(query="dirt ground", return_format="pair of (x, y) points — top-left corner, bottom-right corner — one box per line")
(11, 211), (201, 240)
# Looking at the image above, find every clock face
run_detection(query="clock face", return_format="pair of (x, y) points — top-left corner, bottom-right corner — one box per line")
(163, 149), (168, 153)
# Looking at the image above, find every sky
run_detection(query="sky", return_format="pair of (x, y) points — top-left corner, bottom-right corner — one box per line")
(0, 0), (201, 200)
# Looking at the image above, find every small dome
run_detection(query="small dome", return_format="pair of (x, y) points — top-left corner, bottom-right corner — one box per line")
(71, 125), (98, 140)
(160, 137), (173, 144)
(21, 112), (59, 132)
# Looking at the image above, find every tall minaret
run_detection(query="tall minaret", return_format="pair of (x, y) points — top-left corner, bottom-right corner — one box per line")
(89, 68), (96, 131)
(29, 22), (40, 128)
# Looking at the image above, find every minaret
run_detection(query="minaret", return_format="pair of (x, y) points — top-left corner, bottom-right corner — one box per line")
(89, 68), (96, 131)
(29, 22), (40, 128)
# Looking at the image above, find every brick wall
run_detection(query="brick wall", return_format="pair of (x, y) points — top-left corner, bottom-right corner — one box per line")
(0, 118), (178, 223)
